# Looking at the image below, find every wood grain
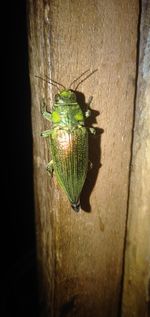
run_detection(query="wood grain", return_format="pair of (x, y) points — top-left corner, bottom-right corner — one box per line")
(27, 1), (139, 316)
(122, 2), (150, 316)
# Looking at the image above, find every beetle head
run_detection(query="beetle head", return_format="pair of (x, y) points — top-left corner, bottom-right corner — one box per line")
(55, 90), (76, 103)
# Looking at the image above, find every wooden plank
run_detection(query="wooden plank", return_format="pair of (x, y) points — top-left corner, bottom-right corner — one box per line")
(27, 0), (139, 316)
(122, 1), (150, 316)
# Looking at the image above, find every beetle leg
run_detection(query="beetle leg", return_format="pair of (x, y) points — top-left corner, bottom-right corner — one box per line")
(41, 129), (52, 138)
(77, 124), (84, 130)
(89, 127), (96, 135)
(87, 96), (93, 107)
(85, 96), (93, 118)
(47, 160), (54, 176)
(41, 99), (52, 121)
(85, 109), (91, 118)
(88, 160), (93, 170)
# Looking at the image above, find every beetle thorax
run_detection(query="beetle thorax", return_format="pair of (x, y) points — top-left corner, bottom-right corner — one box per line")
(52, 102), (84, 126)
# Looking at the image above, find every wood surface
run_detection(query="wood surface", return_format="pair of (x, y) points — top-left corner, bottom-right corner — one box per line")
(27, 1), (139, 316)
(122, 1), (150, 316)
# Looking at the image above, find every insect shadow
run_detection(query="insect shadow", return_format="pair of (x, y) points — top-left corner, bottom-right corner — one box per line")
(75, 90), (104, 212)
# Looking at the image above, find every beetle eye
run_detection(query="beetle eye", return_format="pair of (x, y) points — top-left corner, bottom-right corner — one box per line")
(70, 92), (76, 102)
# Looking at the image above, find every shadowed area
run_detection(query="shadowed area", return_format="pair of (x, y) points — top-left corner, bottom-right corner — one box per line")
(4, 1), (39, 316)
(75, 90), (104, 212)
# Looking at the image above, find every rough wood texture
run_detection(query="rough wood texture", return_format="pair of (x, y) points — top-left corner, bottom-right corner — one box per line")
(122, 1), (150, 316)
(27, 1), (139, 316)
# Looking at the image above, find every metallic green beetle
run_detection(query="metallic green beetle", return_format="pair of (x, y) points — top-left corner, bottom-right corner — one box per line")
(40, 71), (96, 211)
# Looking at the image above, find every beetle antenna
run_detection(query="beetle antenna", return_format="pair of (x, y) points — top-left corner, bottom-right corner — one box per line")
(69, 69), (90, 89)
(74, 69), (98, 91)
(35, 75), (60, 90)
(35, 75), (66, 90)
(45, 75), (66, 89)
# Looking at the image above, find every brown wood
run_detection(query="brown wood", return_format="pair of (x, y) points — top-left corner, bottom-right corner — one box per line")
(27, 1), (139, 316)
(122, 2), (150, 316)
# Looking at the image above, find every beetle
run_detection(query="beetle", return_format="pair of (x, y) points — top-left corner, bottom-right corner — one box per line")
(38, 70), (97, 212)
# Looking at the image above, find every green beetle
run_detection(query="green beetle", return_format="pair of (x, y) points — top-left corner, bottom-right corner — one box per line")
(39, 70), (96, 211)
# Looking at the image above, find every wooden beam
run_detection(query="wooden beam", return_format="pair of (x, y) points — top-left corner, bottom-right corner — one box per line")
(27, 1), (139, 315)
(122, 1), (150, 316)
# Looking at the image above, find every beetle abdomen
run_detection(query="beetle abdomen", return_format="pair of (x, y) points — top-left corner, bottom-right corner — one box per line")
(50, 127), (88, 206)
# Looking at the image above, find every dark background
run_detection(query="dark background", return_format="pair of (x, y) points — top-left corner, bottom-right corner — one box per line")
(4, 1), (39, 316)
